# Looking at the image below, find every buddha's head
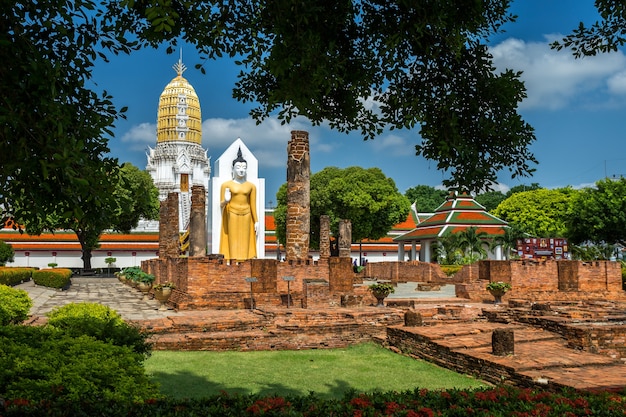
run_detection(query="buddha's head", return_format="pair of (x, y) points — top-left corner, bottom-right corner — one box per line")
(232, 147), (247, 180)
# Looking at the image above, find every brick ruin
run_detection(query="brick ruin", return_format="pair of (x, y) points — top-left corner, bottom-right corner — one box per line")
(143, 130), (626, 385)
(146, 130), (359, 310)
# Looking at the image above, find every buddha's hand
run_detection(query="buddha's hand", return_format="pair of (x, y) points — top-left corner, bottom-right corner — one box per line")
(224, 188), (231, 202)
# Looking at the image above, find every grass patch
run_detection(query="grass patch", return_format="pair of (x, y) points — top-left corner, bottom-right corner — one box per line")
(145, 342), (487, 399)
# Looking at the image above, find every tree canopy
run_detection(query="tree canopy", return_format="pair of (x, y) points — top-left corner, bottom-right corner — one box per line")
(135, 0), (536, 192)
(492, 188), (576, 238)
(566, 177), (626, 246)
(2, 1), (538, 226)
(404, 186), (448, 213)
(552, 0), (626, 57)
(274, 167), (410, 251)
(475, 191), (506, 212)
(22, 163), (159, 269)
(0, 0), (139, 227)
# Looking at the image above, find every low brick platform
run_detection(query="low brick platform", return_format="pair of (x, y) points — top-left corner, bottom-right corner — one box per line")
(133, 307), (405, 351)
(387, 319), (626, 393)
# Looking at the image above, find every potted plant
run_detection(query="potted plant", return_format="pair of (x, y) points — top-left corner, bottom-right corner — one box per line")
(486, 281), (512, 304)
(135, 271), (155, 300)
(369, 282), (395, 307)
(153, 282), (176, 310)
(104, 257), (116, 277)
(122, 267), (142, 287)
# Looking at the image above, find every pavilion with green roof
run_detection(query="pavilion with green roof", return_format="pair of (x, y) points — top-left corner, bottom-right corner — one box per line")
(394, 191), (508, 262)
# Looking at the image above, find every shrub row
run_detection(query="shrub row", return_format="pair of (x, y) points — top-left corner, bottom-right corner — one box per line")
(2, 385), (626, 416)
(32, 268), (72, 289)
(0, 267), (35, 286)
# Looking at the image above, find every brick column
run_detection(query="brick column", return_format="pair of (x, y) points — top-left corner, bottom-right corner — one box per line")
(159, 193), (180, 259)
(338, 219), (352, 258)
(319, 215), (330, 259)
(286, 130), (310, 261)
(189, 185), (207, 257)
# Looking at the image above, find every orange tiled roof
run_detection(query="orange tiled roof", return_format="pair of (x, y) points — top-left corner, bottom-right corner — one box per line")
(395, 193), (507, 241)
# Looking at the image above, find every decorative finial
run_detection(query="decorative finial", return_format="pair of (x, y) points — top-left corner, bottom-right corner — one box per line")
(172, 49), (186, 76)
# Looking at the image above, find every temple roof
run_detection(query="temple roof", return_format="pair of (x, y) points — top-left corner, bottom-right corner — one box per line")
(394, 192), (508, 242)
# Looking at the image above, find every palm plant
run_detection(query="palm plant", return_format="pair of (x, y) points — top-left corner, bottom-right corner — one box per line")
(489, 225), (525, 260)
(458, 226), (488, 261)
(435, 232), (464, 265)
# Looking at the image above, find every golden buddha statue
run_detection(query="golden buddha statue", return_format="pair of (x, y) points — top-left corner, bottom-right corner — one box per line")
(219, 148), (258, 261)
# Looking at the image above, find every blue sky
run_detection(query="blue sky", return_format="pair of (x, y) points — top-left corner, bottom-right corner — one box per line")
(92, 1), (626, 206)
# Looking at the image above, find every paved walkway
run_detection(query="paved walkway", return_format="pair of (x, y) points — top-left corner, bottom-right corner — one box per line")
(16, 277), (180, 321)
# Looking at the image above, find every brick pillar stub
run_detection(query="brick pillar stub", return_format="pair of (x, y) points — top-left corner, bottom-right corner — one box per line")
(319, 215), (330, 259)
(286, 130), (310, 261)
(338, 219), (352, 258)
(159, 193), (180, 259)
(189, 185), (207, 257)
(492, 329), (514, 356)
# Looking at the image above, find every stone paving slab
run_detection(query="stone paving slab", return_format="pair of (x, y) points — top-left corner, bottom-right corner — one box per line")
(518, 365), (626, 392)
(469, 339), (618, 371)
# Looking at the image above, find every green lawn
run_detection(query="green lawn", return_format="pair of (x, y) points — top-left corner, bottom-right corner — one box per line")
(145, 343), (487, 400)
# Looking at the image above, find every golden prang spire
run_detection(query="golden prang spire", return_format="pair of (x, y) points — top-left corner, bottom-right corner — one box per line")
(173, 50), (187, 77)
(156, 51), (202, 144)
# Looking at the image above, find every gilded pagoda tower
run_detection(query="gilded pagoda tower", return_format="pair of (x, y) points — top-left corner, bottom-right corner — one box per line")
(146, 57), (211, 232)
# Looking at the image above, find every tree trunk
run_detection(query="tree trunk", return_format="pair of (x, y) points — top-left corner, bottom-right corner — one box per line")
(82, 247), (92, 269)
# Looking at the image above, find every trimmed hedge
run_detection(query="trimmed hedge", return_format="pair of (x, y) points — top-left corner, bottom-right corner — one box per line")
(0, 267), (34, 286)
(0, 284), (33, 325)
(32, 268), (72, 289)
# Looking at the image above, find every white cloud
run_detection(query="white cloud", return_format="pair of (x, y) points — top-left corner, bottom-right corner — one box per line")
(490, 37), (626, 110)
(120, 122), (156, 148)
(607, 71), (626, 95)
(368, 133), (410, 157)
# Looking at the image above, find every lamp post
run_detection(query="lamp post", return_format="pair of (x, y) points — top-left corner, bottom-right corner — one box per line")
(245, 277), (258, 310)
(282, 276), (294, 308)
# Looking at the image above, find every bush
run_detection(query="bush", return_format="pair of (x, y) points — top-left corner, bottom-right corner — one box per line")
(0, 284), (33, 325)
(0, 267), (34, 286)
(0, 240), (14, 265)
(0, 325), (160, 403)
(440, 264), (463, 276)
(32, 268), (72, 289)
(46, 302), (152, 357)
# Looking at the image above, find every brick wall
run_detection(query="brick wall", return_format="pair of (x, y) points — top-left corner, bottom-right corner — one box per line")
(457, 260), (624, 302)
(146, 256), (359, 310)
